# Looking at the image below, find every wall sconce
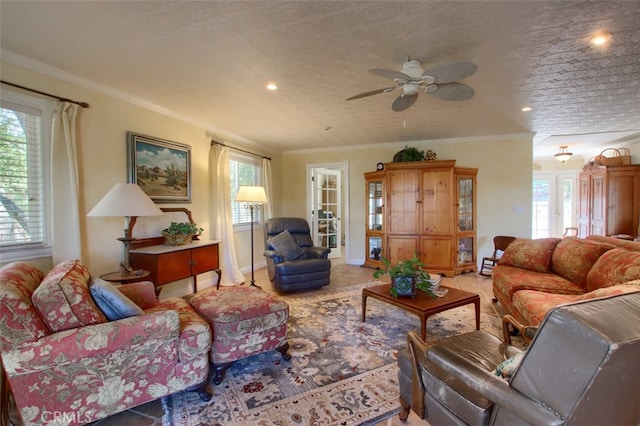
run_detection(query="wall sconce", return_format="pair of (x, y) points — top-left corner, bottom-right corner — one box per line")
(554, 145), (573, 163)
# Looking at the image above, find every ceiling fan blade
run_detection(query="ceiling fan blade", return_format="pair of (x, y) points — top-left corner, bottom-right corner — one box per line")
(422, 62), (477, 84)
(392, 93), (418, 112)
(369, 68), (411, 82)
(427, 83), (475, 101)
(346, 87), (396, 101)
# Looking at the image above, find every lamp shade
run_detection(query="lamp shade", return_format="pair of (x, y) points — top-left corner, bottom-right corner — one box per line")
(236, 186), (268, 203)
(87, 183), (163, 217)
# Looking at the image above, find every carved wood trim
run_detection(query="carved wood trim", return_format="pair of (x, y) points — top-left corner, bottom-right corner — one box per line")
(128, 208), (197, 250)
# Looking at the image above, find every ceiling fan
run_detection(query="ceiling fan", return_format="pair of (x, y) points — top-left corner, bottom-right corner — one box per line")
(347, 59), (477, 112)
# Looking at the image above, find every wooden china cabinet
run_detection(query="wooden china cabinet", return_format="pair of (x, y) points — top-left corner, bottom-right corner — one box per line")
(364, 160), (478, 276)
(578, 163), (640, 239)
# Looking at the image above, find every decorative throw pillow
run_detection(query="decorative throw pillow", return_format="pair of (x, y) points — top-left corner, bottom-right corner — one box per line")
(267, 230), (305, 261)
(586, 248), (640, 292)
(499, 238), (561, 273)
(550, 237), (613, 289)
(32, 259), (107, 332)
(493, 351), (525, 380)
(89, 277), (144, 321)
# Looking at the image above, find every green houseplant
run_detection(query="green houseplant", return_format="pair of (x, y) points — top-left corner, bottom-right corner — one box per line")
(162, 221), (203, 246)
(372, 254), (437, 298)
(392, 146), (426, 162)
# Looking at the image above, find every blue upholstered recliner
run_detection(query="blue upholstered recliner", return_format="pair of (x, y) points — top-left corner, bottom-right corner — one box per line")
(263, 217), (331, 292)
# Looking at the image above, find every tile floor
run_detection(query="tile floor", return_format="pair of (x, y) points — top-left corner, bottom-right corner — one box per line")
(83, 259), (507, 426)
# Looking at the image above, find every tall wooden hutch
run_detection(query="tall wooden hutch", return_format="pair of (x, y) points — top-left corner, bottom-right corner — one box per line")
(364, 160), (478, 276)
(578, 162), (640, 239)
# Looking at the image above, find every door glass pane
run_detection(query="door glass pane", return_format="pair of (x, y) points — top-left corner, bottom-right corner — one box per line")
(561, 177), (574, 232)
(532, 178), (550, 238)
(315, 172), (338, 249)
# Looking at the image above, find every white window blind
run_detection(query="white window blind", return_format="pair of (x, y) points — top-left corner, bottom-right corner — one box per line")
(0, 94), (51, 256)
(230, 153), (262, 226)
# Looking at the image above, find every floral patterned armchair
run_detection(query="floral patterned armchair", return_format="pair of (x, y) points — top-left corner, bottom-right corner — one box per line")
(0, 260), (212, 426)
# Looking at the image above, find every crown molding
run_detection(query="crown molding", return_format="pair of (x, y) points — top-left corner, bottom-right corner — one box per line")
(1, 49), (256, 147)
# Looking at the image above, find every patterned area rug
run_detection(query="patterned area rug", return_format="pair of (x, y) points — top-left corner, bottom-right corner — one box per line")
(163, 282), (510, 426)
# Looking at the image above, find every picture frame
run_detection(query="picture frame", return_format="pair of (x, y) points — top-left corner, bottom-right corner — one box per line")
(127, 132), (191, 203)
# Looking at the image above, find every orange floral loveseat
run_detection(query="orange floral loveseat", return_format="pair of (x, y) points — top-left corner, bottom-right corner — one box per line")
(492, 235), (640, 327)
(0, 260), (212, 426)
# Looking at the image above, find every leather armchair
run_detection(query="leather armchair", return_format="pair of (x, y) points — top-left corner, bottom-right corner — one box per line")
(263, 217), (331, 292)
(398, 292), (640, 425)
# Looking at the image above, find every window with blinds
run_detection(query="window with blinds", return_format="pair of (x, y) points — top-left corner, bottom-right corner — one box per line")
(0, 94), (51, 255)
(230, 153), (262, 226)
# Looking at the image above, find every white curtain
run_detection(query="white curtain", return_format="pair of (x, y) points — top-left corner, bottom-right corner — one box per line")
(262, 158), (273, 219)
(210, 144), (245, 286)
(51, 102), (81, 264)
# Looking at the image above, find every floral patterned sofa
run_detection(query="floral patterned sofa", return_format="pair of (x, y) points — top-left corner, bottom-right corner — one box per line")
(0, 260), (212, 426)
(492, 235), (640, 327)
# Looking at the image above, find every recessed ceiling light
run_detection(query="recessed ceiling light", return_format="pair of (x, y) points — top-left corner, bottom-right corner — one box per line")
(590, 33), (611, 47)
(266, 83), (278, 91)
(521, 106), (532, 112)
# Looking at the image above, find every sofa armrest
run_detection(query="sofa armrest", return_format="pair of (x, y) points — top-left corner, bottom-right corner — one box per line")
(3, 310), (179, 376)
(426, 345), (561, 426)
(264, 249), (285, 264)
(407, 331), (429, 418)
(307, 246), (330, 259)
(118, 280), (159, 309)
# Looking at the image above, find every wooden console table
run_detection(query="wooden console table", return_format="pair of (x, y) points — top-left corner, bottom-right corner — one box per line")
(126, 208), (221, 294)
(129, 239), (221, 294)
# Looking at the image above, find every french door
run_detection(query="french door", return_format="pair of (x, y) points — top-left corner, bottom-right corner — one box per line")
(532, 172), (577, 238)
(309, 167), (342, 259)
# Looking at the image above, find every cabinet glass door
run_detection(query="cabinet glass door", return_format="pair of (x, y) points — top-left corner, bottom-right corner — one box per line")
(368, 236), (383, 261)
(458, 177), (474, 231)
(458, 237), (474, 265)
(368, 181), (384, 231)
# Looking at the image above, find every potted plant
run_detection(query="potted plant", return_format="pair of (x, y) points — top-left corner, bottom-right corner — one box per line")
(162, 221), (204, 246)
(372, 254), (437, 298)
(392, 146), (426, 162)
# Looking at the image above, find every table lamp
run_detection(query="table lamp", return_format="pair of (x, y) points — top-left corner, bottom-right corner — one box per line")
(88, 183), (163, 273)
(235, 185), (268, 287)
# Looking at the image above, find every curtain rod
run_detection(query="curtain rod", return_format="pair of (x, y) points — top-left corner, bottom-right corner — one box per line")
(1, 80), (90, 108)
(211, 139), (271, 161)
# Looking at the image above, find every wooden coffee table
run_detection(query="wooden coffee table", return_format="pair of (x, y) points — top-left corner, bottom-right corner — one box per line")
(362, 284), (480, 340)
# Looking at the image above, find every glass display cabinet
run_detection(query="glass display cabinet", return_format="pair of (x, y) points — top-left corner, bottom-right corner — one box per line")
(456, 173), (477, 273)
(364, 171), (385, 268)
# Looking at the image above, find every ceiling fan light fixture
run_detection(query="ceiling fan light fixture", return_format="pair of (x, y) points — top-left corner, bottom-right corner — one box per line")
(555, 145), (573, 162)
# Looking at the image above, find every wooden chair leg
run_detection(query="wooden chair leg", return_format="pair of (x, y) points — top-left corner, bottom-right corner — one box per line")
(187, 377), (212, 402)
(399, 395), (411, 422)
(276, 342), (291, 360)
(212, 362), (233, 385)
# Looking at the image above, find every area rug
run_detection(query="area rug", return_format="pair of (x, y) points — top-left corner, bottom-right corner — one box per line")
(163, 282), (516, 426)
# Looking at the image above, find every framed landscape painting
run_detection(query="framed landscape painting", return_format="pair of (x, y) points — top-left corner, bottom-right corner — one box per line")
(127, 132), (191, 203)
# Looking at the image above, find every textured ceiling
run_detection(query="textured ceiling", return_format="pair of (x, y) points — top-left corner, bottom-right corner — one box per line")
(1, 1), (639, 159)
